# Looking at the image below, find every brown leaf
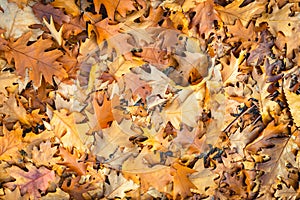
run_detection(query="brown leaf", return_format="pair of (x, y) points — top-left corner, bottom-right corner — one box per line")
(0, 32), (67, 87)
(32, 2), (70, 25)
(0, 70), (18, 96)
(50, 109), (87, 151)
(8, 0), (28, 8)
(61, 176), (96, 200)
(122, 151), (173, 193)
(189, 0), (220, 37)
(31, 140), (58, 167)
(246, 121), (289, 153)
(215, 0), (267, 25)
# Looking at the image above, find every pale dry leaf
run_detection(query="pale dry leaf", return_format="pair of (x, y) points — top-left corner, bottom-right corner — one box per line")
(0, 70), (18, 95)
(0, 0), (42, 39)
(190, 158), (218, 196)
(50, 109), (88, 151)
(105, 170), (139, 199)
(31, 140), (58, 167)
(43, 16), (63, 46)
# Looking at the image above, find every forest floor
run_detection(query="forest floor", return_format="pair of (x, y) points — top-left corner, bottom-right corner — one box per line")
(0, 0), (300, 199)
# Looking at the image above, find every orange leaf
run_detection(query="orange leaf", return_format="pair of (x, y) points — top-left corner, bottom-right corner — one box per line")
(93, 91), (114, 129)
(0, 126), (24, 161)
(59, 147), (87, 176)
(94, 0), (136, 20)
(171, 162), (197, 198)
(51, 0), (80, 16)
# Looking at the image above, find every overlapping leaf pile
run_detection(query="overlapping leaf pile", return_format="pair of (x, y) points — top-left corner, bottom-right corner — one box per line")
(0, 0), (299, 199)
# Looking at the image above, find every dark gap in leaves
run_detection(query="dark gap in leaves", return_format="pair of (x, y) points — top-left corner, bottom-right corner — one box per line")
(22, 128), (32, 137)
(42, 0), (54, 4)
(20, 149), (27, 157)
(189, 11), (196, 20)
(213, 20), (220, 30)
(134, 18), (140, 23)
(85, 3), (96, 14)
(158, 19), (164, 26)
(2, 67), (14, 73)
(100, 4), (108, 19)
(239, 0), (254, 8)
(177, 25), (183, 31)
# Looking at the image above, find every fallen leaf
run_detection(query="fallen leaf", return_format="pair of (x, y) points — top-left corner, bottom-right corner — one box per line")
(51, 0), (80, 16)
(5, 163), (56, 199)
(171, 162), (197, 198)
(0, 0), (42, 39)
(92, 91), (114, 129)
(32, 2), (70, 25)
(43, 16), (63, 46)
(0, 32), (67, 87)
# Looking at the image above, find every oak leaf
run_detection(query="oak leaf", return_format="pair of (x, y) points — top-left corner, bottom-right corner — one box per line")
(92, 91), (114, 129)
(215, 0), (266, 25)
(1, 187), (30, 200)
(8, 0), (28, 8)
(0, 32), (67, 87)
(58, 147), (87, 176)
(171, 162), (197, 198)
(189, 0), (220, 37)
(189, 158), (218, 196)
(105, 170), (139, 199)
(5, 163), (56, 199)
(163, 89), (201, 129)
(32, 2), (70, 25)
(92, 120), (136, 164)
(50, 109), (87, 151)
(43, 16), (63, 46)
(0, 125), (24, 161)
(0, 70), (18, 95)
(122, 153), (172, 193)
(61, 176), (96, 200)
(284, 90), (300, 127)
(256, 4), (300, 58)
(31, 140), (58, 167)
(256, 4), (298, 38)
(94, 0), (136, 20)
(50, 0), (80, 16)
(0, 95), (30, 125)
(90, 19), (133, 55)
(246, 121), (289, 153)
(227, 19), (256, 44)
(0, 0), (42, 39)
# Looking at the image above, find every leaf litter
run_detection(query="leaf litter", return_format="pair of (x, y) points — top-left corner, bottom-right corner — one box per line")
(0, 0), (299, 199)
